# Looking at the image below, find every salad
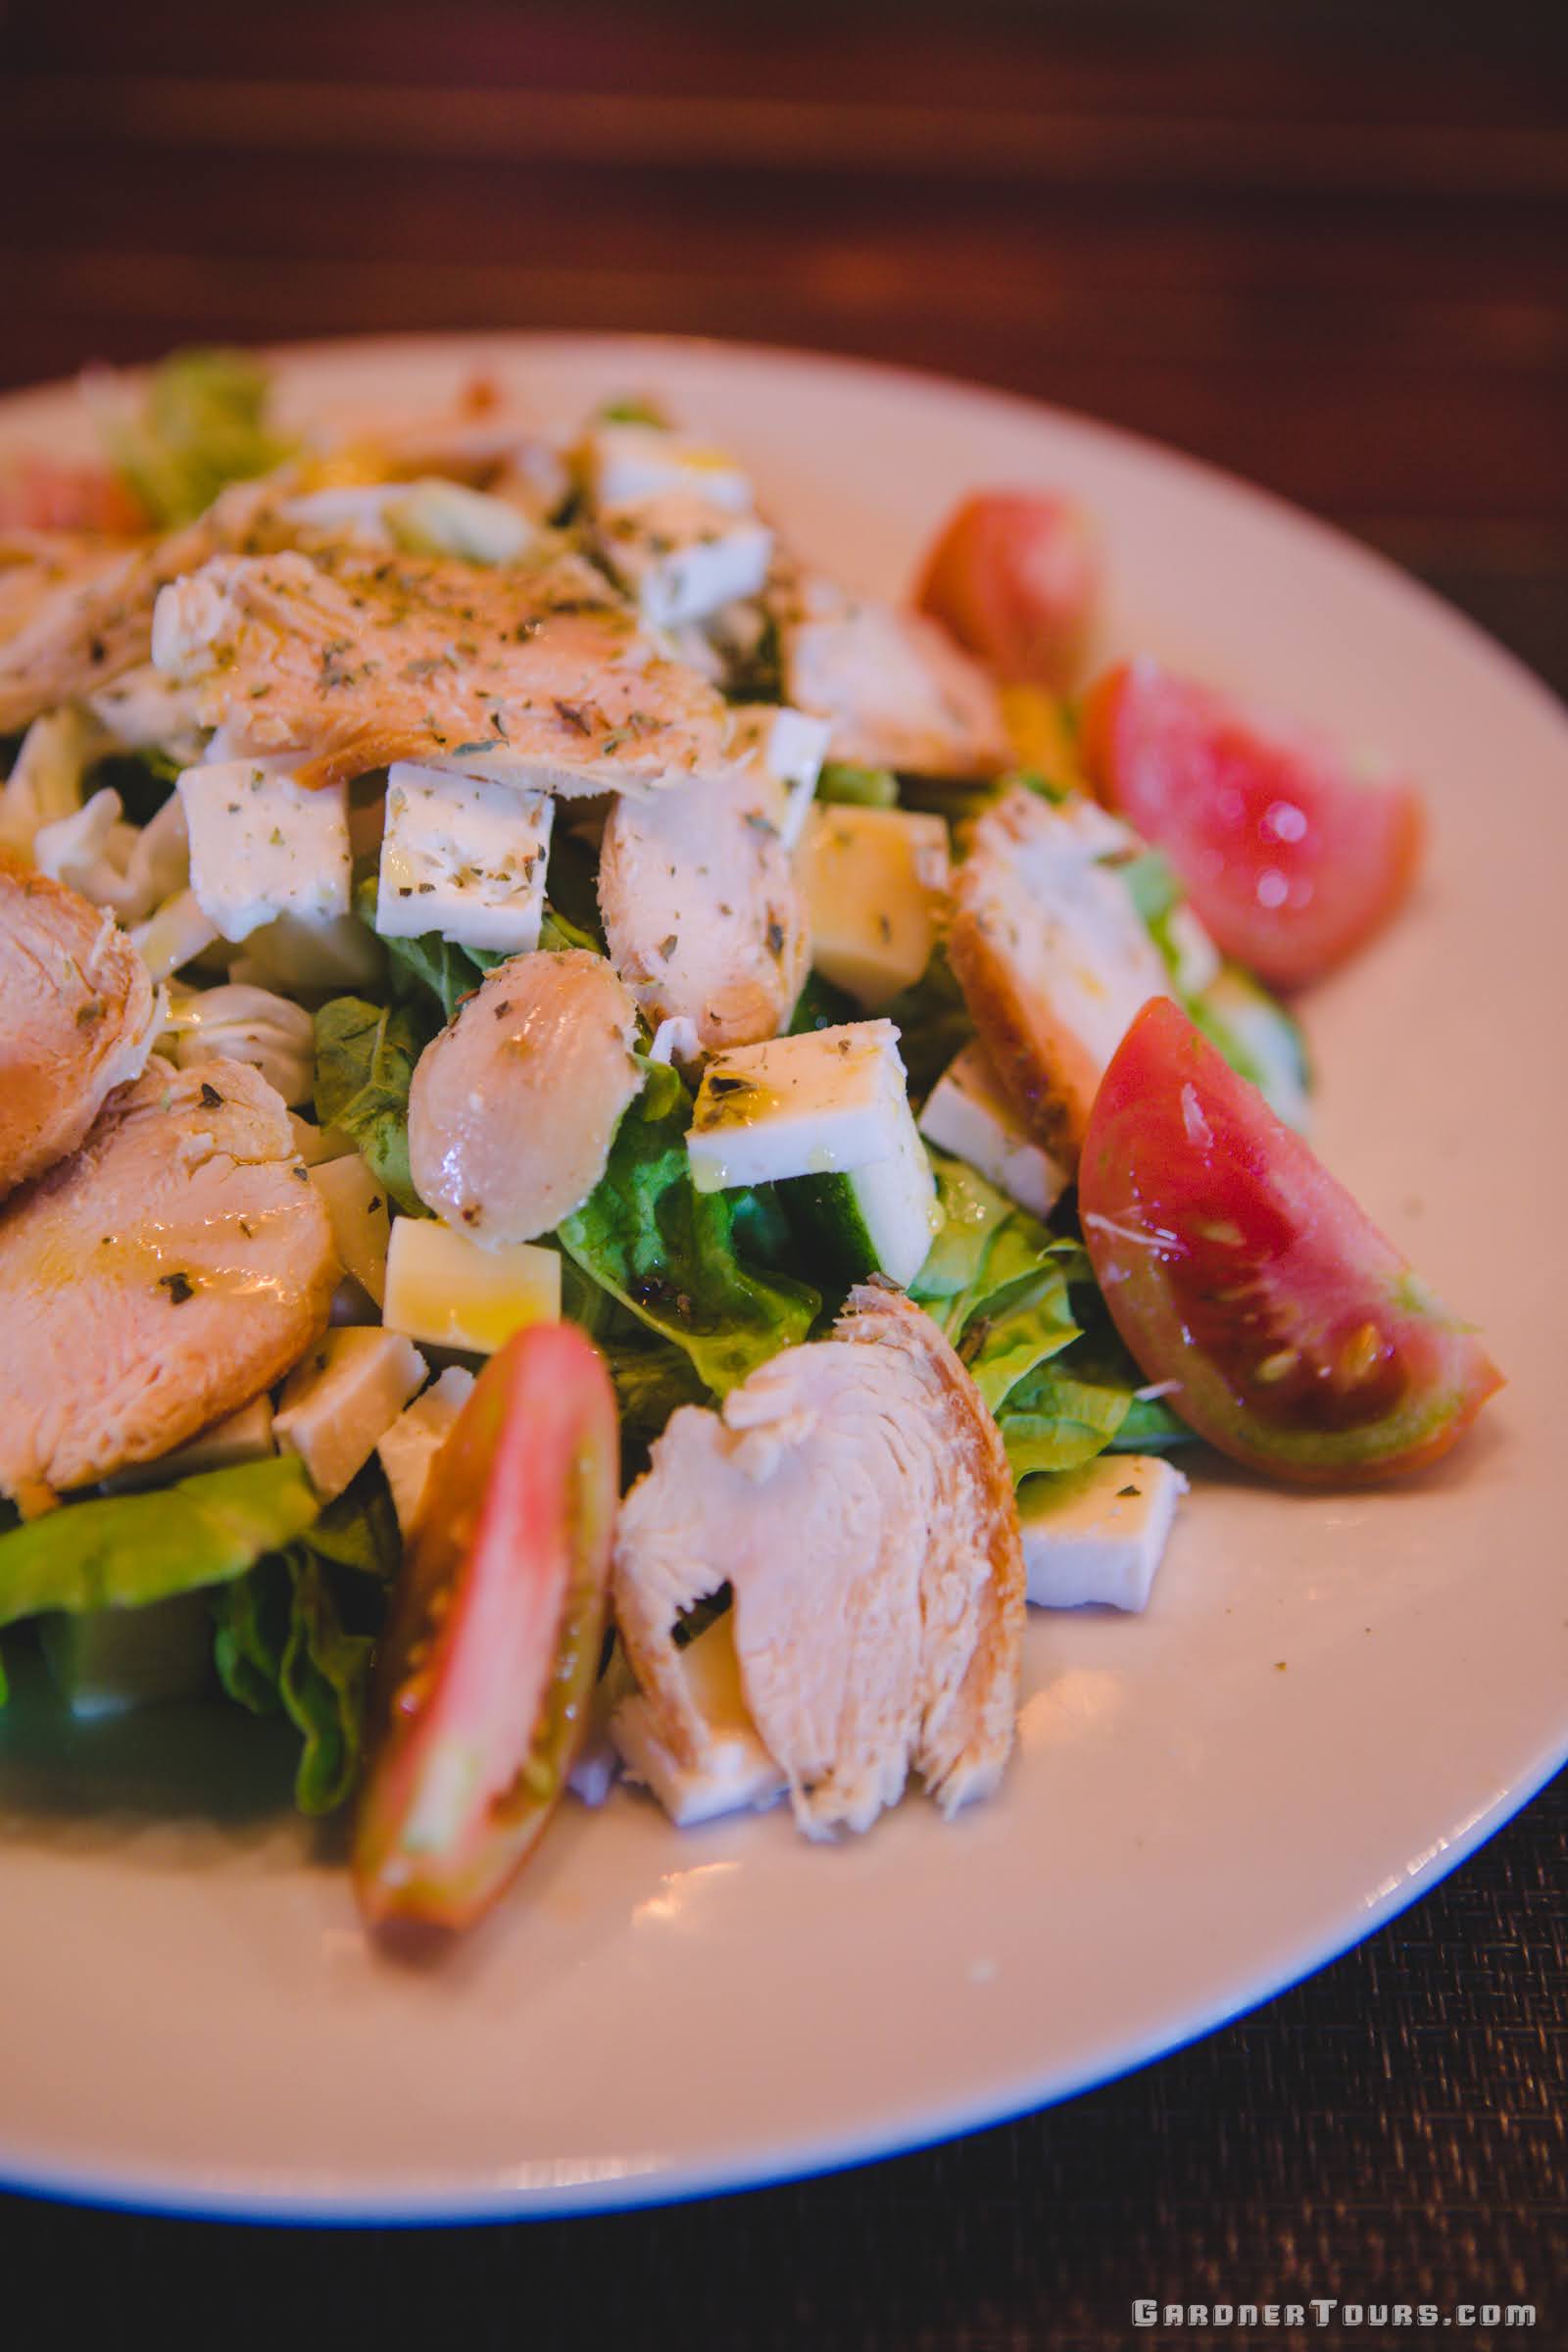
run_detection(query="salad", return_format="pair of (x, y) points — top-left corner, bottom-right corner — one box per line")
(0, 349), (1501, 1934)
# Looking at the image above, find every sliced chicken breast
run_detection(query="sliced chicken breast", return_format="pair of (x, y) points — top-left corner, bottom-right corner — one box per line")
(152, 539), (744, 797)
(613, 1283), (1024, 1837)
(598, 761), (808, 1054)
(0, 479), (286, 733)
(777, 568), (1010, 780)
(948, 786), (1173, 1165)
(0, 1057), (337, 1502)
(408, 949), (643, 1245)
(0, 851), (159, 1196)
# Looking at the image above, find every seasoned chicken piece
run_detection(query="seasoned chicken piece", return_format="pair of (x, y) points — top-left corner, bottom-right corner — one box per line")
(778, 568), (1009, 780)
(0, 1057), (337, 1502)
(947, 786), (1173, 1166)
(598, 760), (808, 1055)
(613, 1284), (1024, 1837)
(0, 478), (286, 733)
(152, 540), (745, 797)
(408, 950), (643, 1245)
(0, 851), (159, 1197)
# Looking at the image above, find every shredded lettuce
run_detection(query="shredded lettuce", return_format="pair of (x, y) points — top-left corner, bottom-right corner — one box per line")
(559, 1087), (818, 1396)
(102, 348), (294, 526)
(313, 996), (433, 1216)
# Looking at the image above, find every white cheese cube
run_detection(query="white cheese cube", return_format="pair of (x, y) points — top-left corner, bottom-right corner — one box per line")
(274, 1329), (427, 1501)
(374, 763), (554, 954)
(309, 1152), (394, 1306)
(919, 1042), (1069, 1221)
(581, 422), (754, 515)
(177, 761), (352, 944)
(376, 1366), (475, 1536)
(800, 802), (951, 1008)
(731, 702), (832, 849)
(1018, 1455), (1189, 1612)
(597, 492), (773, 630)
(382, 1217), (562, 1353)
(288, 1113), (357, 1166)
(611, 1614), (786, 1829)
(687, 1018), (911, 1194)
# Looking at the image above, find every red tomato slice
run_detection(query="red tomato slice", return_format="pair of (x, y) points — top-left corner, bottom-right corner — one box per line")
(1079, 658), (1423, 989)
(0, 456), (147, 536)
(1080, 1000), (1501, 1486)
(353, 1322), (619, 1933)
(914, 491), (1100, 692)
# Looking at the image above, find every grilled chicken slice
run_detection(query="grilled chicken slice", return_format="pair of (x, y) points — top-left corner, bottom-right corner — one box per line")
(408, 949), (643, 1245)
(152, 540), (744, 797)
(0, 480), (288, 733)
(777, 568), (1009, 781)
(0, 1057), (337, 1502)
(0, 851), (159, 1197)
(598, 762), (808, 1054)
(948, 786), (1173, 1166)
(613, 1284), (1024, 1837)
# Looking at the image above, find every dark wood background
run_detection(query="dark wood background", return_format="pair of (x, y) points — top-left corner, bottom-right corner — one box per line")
(2, 3), (1564, 2339)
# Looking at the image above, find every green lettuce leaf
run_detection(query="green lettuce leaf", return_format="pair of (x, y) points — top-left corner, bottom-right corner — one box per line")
(313, 996), (433, 1216)
(816, 761), (898, 808)
(559, 1091), (818, 1395)
(103, 347), (294, 526)
(211, 1472), (395, 1814)
(0, 1458), (319, 1641)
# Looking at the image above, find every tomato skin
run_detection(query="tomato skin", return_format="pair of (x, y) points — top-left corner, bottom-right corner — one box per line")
(915, 491), (1100, 692)
(353, 1322), (619, 1933)
(1080, 659), (1424, 989)
(1080, 1000), (1501, 1486)
(0, 456), (147, 536)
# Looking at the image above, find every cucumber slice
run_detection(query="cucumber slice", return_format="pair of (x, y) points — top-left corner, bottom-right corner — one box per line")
(780, 1119), (938, 1290)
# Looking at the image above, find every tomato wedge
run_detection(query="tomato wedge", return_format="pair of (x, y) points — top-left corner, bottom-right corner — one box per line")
(914, 490), (1100, 692)
(1080, 1000), (1501, 1485)
(0, 455), (147, 536)
(353, 1322), (619, 1933)
(1079, 658), (1424, 989)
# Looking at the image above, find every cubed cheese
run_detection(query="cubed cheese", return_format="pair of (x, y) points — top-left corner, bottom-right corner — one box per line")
(687, 1018), (911, 1193)
(800, 802), (951, 1008)
(376, 1365), (475, 1536)
(1018, 1455), (1189, 1612)
(309, 1152), (394, 1306)
(580, 422), (754, 515)
(177, 761), (352, 944)
(382, 1217), (562, 1353)
(731, 702), (832, 849)
(289, 1113), (357, 1166)
(374, 763), (554, 954)
(610, 1614), (786, 1829)
(274, 1329), (427, 1500)
(596, 492), (773, 630)
(919, 1041), (1069, 1221)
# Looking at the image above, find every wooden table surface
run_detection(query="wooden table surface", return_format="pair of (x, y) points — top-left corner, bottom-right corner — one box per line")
(2, 2), (1564, 2336)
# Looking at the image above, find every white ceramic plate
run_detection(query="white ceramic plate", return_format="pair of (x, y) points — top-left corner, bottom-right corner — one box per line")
(0, 335), (1563, 2223)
